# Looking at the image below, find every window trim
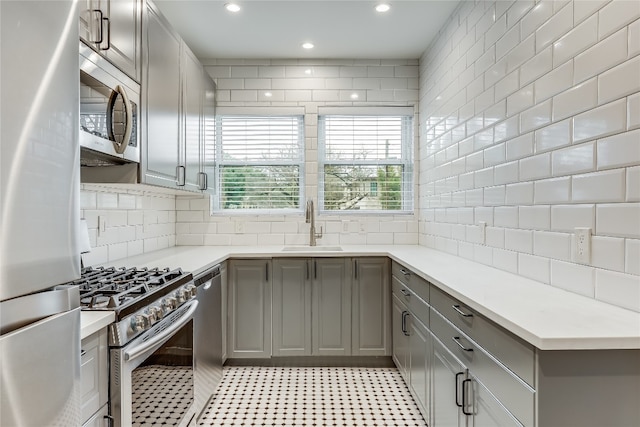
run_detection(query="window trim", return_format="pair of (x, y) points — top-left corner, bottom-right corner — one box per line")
(317, 107), (414, 214)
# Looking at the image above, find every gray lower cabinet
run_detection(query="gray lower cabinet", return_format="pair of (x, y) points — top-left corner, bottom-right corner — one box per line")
(392, 294), (410, 376)
(431, 337), (466, 427)
(81, 328), (109, 427)
(272, 259), (312, 356)
(227, 259), (272, 358)
(352, 257), (391, 356)
(409, 314), (430, 418)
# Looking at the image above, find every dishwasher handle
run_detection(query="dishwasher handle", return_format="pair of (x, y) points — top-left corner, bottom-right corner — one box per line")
(194, 264), (221, 287)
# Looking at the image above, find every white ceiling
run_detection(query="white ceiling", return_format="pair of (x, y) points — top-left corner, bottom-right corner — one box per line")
(153, 0), (460, 60)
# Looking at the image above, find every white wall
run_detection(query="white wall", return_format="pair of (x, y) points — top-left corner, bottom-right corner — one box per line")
(175, 59), (420, 247)
(80, 184), (177, 266)
(419, 0), (640, 311)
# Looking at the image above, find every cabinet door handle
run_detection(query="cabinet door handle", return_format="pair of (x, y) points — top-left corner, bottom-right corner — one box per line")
(452, 336), (473, 352)
(176, 165), (186, 186)
(452, 304), (473, 318)
(198, 172), (208, 190)
(100, 17), (111, 50)
(462, 378), (473, 416)
(400, 289), (410, 297)
(306, 260), (309, 280)
(354, 259), (358, 280)
(314, 260), (317, 279)
(265, 263), (269, 282)
(455, 372), (464, 407)
(399, 269), (411, 276)
(89, 9), (103, 44)
(103, 414), (114, 427)
(401, 311), (410, 336)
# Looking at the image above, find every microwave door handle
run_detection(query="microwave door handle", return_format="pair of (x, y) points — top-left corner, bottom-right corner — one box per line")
(112, 85), (132, 155)
(124, 300), (198, 362)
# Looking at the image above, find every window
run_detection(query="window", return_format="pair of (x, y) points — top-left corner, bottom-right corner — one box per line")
(212, 112), (304, 212)
(318, 108), (414, 212)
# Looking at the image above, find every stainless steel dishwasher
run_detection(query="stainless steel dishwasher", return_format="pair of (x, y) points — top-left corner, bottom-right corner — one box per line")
(193, 264), (223, 421)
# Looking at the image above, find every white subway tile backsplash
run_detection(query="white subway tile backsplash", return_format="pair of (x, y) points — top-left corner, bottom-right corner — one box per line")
(495, 206), (519, 228)
(596, 129), (640, 169)
(534, 230), (571, 261)
(535, 2), (573, 52)
(520, 99), (552, 133)
(595, 269), (640, 312)
(505, 228), (533, 253)
(627, 166), (640, 202)
(494, 160), (519, 185)
(591, 236), (625, 271)
(629, 18), (640, 57)
(572, 169), (626, 203)
(97, 192), (118, 209)
(552, 78), (598, 121)
(628, 93), (640, 131)
(596, 203), (640, 238)
(520, 152), (551, 180)
(485, 226), (505, 248)
(505, 132), (534, 160)
(495, 70), (520, 101)
(534, 60), (573, 102)
(551, 260), (595, 297)
(506, 84), (534, 116)
(535, 119), (572, 153)
(626, 239), (640, 275)
(493, 247), (519, 273)
(534, 176), (571, 204)
(506, 182), (534, 205)
(519, 205), (550, 230)
(551, 205), (596, 233)
(551, 142), (595, 176)
(520, 47), (552, 86)
(574, 28), (628, 84)
(494, 116), (520, 142)
(573, 0), (609, 24)
(597, 55), (640, 104)
(598, 0), (640, 39)
(484, 185), (506, 206)
(518, 253), (550, 283)
(553, 14), (598, 67)
(573, 99), (627, 143)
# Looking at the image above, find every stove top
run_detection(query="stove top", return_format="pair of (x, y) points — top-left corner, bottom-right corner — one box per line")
(72, 266), (193, 318)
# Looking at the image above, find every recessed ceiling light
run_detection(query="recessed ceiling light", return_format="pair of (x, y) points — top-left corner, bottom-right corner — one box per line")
(264, 92), (273, 98)
(304, 68), (312, 75)
(375, 3), (391, 13)
(350, 93), (359, 99)
(302, 42), (314, 50)
(225, 3), (241, 13)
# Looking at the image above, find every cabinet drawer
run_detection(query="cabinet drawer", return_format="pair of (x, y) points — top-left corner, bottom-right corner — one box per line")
(430, 286), (534, 386)
(431, 310), (535, 426)
(391, 262), (430, 303)
(392, 277), (429, 326)
(81, 329), (108, 424)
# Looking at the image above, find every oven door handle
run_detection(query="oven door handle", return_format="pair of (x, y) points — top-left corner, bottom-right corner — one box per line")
(124, 300), (199, 362)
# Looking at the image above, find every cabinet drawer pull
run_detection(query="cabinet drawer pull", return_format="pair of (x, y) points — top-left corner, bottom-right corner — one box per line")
(400, 289), (410, 297)
(80, 349), (87, 357)
(452, 336), (473, 352)
(452, 304), (473, 318)
(462, 378), (473, 416)
(399, 269), (411, 276)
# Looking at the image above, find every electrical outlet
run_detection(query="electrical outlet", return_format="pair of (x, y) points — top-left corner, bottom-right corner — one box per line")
(98, 216), (106, 236)
(574, 227), (591, 264)
(359, 221), (366, 233)
(342, 220), (349, 232)
(235, 221), (244, 234)
(478, 221), (486, 244)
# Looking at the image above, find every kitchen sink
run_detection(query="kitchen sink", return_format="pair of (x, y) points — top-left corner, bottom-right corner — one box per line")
(282, 246), (343, 251)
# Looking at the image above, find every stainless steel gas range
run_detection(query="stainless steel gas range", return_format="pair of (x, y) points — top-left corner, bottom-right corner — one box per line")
(73, 266), (199, 427)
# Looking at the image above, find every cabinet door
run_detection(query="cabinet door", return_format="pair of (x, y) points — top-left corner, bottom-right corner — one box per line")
(142, 4), (181, 188)
(432, 336), (467, 427)
(182, 45), (203, 191)
(272, 259), (312, 356)
(470, 376), (523, 427)
(228, 260), (272, 358)
(392, 294), (410, 377)
(201, 74), (216, 193)
(312, 258), (351, 356)
(80, 329), (108, 425)
(352, 257), (390, 356)
(409, 315), (431, 421)
(79, 0), (141, 81)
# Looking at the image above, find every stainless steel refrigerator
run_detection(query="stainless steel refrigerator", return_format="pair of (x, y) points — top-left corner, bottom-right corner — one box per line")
(1, 1), (83, 425)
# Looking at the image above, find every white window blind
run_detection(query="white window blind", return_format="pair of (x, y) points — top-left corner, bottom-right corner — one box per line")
(318, 113), (413, 212)
(212, 115), (304, 212)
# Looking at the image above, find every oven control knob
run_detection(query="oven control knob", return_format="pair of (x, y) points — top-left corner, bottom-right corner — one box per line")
(149, 305), (164, 320)
(130, 314), (147, 333)
(185, 284), (197, 298)
(175, 289), (187, 304)
(162, 297), (177, 311)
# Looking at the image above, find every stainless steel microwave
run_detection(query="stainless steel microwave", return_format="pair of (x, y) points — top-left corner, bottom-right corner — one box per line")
(79, 42), (140, 164)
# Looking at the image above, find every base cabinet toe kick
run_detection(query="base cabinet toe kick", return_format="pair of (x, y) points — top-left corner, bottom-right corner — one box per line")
(391, 261), (640, 427)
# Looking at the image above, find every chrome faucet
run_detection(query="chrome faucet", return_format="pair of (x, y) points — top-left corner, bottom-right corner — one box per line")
(305, 199), (323, 246)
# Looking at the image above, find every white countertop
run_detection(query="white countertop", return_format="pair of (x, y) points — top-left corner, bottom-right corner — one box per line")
(81, 311), (115, 340)
(91, 245), (640, 350)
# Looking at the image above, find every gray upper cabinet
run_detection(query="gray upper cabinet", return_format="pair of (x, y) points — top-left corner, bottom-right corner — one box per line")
(141, 0), (214, 193)
(78, 0), (141, 82)
(142, 1), (181, 188)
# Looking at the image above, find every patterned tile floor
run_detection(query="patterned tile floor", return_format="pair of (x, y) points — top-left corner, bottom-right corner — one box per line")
(198, 366), (428, 426)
